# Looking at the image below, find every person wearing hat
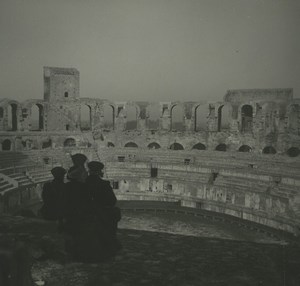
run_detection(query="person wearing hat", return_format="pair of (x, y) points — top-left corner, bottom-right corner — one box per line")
(40, 166), (66, 221)
(86, 161), (121, 255)
(69, 153), (88, 183)
(86, 161), (117, 208)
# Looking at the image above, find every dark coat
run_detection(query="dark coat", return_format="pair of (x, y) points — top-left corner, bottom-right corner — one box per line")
(86, 175), (120, 234)
(85, 175), (117, 207)
(40, 179), (65, 220)
(62, 180), (93, 234)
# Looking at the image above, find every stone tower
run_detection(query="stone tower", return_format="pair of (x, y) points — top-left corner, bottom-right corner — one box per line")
(43, 67), (79, 102)
(43, 67), (80, 131)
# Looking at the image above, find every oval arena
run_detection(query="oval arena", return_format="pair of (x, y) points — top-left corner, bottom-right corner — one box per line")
(0, 67), (300, 285)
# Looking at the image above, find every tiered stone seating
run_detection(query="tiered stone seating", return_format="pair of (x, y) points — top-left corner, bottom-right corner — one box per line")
(0, 152), (34, 169)
(27, 168), (53, 184)
(158, 167), (211, 184)
(9, 173), (33, 187)
(214, 174), (270, 193)
(0, 177), (14, 194)
(102, 147), (300, 180)
(105, 162), (150, 179)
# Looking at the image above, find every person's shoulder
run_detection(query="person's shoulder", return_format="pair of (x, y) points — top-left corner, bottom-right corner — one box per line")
(43, 181), (52, 189)
(101, 179), (112, 187)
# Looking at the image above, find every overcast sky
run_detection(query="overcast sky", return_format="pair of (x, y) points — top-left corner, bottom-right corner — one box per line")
(0, 0), (299, 103)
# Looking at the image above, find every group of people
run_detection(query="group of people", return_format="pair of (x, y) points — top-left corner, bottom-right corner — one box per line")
(40, 153), (121, 262)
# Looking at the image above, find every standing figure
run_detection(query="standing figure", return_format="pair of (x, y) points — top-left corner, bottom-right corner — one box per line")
(40, 166), (66, 222)
(70, 153), (88, 183)
(62, 165), (94, 261)
(86, 161), (121, 252)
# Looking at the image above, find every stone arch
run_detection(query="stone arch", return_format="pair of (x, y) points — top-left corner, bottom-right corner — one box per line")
(217, 104), (230, 131)
(238, 145), (252, 152)
(7, 103), (18, 131)
(2, 139), (12, 151)
(64, 138), (76, 147)
(80, 104), (92, 131)
(30, 104), (44, 131)
(169, 142), (184, 150)
(288, 104), (300, 135)
(125, 105), (138, 130)
(194, 104), (209, 131)
(192, 143), (206, 150)
(171, 104), (184, 131)
(22, 139), (34, 150)
(125, 142), (138, 148)
(262, 146), (276, 154)
(42, 139), (52, 149)
(148, 142), (161, 149)
(107, 142), (115, 147)
(286, 147), (299, 157)
(215, 143), (227, 151)
(103, 104), (115, 129)
(146, 104), (160, 130)
(241, 104), (253, 133)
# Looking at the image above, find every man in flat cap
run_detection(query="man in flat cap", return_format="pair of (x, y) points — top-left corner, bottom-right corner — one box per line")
(40, 166), (66, 221)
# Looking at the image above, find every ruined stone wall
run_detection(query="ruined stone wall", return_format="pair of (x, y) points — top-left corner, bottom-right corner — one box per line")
(1, 67), (300, 235)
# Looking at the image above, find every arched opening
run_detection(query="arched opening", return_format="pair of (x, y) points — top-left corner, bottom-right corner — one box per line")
(80, 104), (91, 131)
(22, 139), (37, 150)
(125, 142), (138, 148)
(7, 104), (18, 131)
(217, 105), (230, 132)
(286, 147), (299, 157)
(170, 143), (184, 150)
(148, 142), (161, 149)
(195, 104), (209, 131)
(126, 105), (138, 130)
(262, 146), (276, 154)
(64, 92), (69, 98)
(192, 143), (206, 150)
(238, 145), (252, 152)
(171, 105), (184, 131)
(215, 144), (227, 151)
(241, 105), (253, 133)
(103, 104), (114, 129)
(64, 138), (76, 147)
(0, 107), (3, 118)
(2, 139), (12, 151)
(288, 104), (300, 135)
(30, 104), (43, 131)
(147, 105), (160, 130)
(42, 139), (52, 149)
(107, 142), (115, 147)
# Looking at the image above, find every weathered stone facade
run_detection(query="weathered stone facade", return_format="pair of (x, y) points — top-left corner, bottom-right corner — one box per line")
(0, 67), (299, 155)
(1, 67), (300, 235)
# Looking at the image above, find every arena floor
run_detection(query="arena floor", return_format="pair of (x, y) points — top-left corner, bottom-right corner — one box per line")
(119, 210), (283, 244)
(1, 210), (300, 285)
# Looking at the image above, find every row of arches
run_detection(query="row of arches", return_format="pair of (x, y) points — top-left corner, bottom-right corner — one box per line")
(78, 102), (298, 133)
(1, 137), (299, 157)
(0, 103), (43, 131)
(2, 102), (299, 133)
(106, 141), (299, 156)
(0, 103), (245, 132)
